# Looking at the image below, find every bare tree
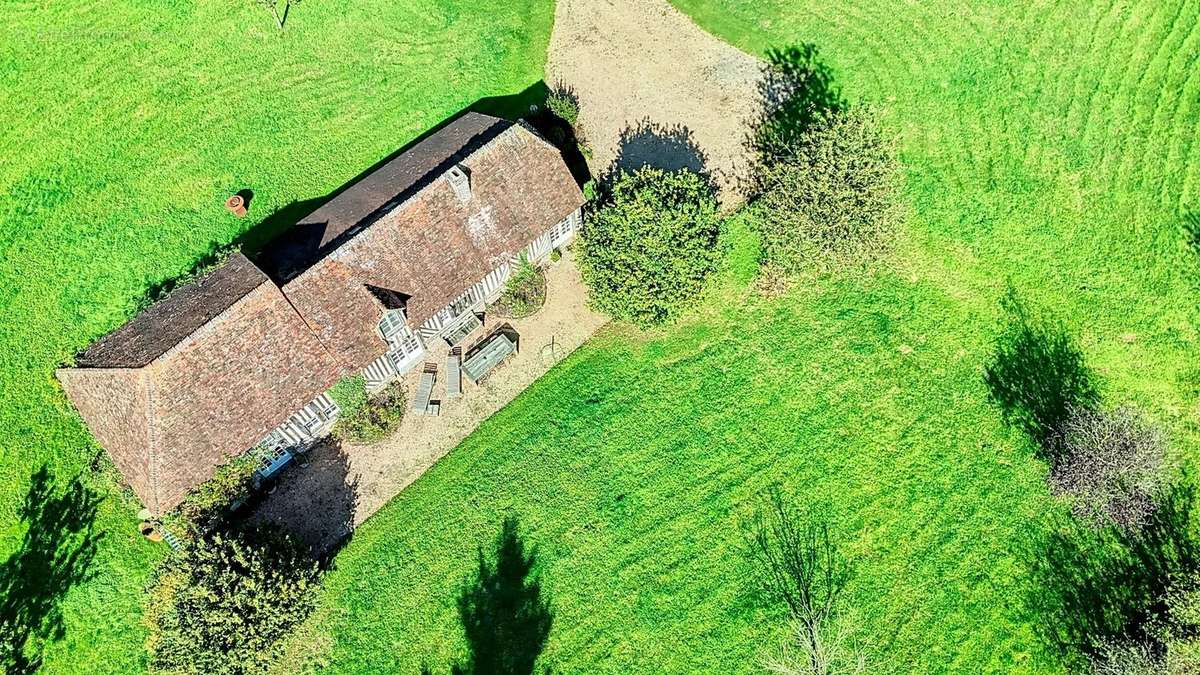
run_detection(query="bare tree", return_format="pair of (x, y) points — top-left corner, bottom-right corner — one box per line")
(253, 0), (301, 29)
(750, 489), (855, 675)
(764, 618), (865, 675)
(1049, 405), (1169, 531)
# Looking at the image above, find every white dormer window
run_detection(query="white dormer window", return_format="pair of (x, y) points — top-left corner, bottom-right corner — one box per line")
(447, 164), (471, 203)
(378, 309), (407, 340)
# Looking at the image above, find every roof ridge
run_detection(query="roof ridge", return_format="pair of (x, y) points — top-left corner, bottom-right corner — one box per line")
(142, 367), (162, 513)
(147, 272), (270, 368)
(287, 122), (534, 288)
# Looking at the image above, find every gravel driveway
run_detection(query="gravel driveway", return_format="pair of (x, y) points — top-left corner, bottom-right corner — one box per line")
(547, 0), (764, 207)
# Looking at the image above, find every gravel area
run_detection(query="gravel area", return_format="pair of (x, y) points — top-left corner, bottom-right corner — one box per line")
(254, 252), (607, 552)
(546, 0), (764, 207)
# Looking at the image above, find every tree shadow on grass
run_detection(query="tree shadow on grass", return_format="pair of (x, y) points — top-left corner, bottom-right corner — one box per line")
(0, 466), (102, 674)
(424, 516), (553, 675)
(1184, 211), (1200, 258)
(983, 289), (1099, 455)
(1026, 480), (1200, 667)
(746, 44), (845, 175)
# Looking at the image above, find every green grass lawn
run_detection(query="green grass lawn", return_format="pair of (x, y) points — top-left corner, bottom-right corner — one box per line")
(287, 1), (1200, 673)
(0, 0), (553, 671)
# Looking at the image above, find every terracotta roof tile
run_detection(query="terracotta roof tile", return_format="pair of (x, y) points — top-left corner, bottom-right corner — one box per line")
(281, 115), (585, 370)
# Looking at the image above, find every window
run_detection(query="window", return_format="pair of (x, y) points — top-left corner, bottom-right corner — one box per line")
(550, 213), (576, 245)
(378, 309), (407, 339)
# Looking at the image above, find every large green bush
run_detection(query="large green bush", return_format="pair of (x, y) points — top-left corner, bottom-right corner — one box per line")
(753, 106), (902, 271)
(577, 167), (720, 326)
(166, 454), (259, 538)
(144, 524), (321, 675)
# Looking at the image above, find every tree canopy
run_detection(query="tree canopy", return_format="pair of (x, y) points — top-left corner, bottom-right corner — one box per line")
(578, 167), (720, 326)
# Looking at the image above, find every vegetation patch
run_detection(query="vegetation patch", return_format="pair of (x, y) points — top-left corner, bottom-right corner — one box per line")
(329, 376), (405, 445)
(578, 166), (720, 326)
(752, 106), (902, 271)
(493, 256), (547, 319)
(164, 454), (260, 539)
(144, 525), (321, 675)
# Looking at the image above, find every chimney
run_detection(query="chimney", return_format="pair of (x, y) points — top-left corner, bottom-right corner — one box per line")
(447, 164), (471, 203)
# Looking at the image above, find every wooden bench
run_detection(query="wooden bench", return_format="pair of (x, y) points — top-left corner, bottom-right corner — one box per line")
(462, 332), (516, 383)
(411, 363), (436, 414)
(446, 348), (462, 398)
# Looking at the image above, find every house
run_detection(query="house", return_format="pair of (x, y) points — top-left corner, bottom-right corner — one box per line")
(58, 113), (586, 514)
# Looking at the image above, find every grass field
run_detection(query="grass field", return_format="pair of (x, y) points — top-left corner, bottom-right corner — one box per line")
(0, 1), (553, 671)
(287, 1), (1200, 673)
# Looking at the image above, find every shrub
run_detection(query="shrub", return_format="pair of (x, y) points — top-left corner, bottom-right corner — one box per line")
(168, 454), (259, 537)
(577, 167), (720, 326)
(546, 86), (579, 127)
(549, 248), (562, 263)
(752, 107), (901, 271)
(329, 378), (404, 444)
(494, 255), (547, 319)
(144, 524), (321, 675)
(328, 375), (368, 418)
(1049, 405), (1170, 531)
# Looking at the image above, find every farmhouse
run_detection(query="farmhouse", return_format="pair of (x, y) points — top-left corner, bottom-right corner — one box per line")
(58, 112), (585, 513)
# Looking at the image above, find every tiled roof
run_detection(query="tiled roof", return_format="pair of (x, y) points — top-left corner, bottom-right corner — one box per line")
(257, 112), (511, 283)
(58, 256), (343, 512)
(279, 114), (585, 370)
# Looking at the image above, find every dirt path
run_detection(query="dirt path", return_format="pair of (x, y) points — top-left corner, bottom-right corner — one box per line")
(547, 0), (764, 207)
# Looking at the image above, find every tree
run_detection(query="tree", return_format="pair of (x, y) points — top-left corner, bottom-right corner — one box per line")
(749, 490), (858, 675)
(253, 0), (301, 30)
(752, 106), (901, 271)
(577, 167), (720, 326)
(145, 524), (321, 675)
(1049, 405), (1170, 531)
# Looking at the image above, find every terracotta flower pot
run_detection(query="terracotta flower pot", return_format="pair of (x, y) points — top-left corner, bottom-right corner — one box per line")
(225, 194), (247, 217)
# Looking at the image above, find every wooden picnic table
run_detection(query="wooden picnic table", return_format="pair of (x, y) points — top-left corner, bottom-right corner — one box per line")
(462, 332), (516, 382)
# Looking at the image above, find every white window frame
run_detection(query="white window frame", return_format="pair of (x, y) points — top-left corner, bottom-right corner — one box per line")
(378, 309), (407, 340)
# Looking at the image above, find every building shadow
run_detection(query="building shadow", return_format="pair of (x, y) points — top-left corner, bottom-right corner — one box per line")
(248, 439), (359, 562)
(133, 80), (587, 308)
(983, 289), (1099, 455)
(603, 118), (715, 195)
(1025, 480), (1200, 666)
(748, 44), (844, 159)
(425, 516), (552, 675)
(0, 466), (102, 674)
